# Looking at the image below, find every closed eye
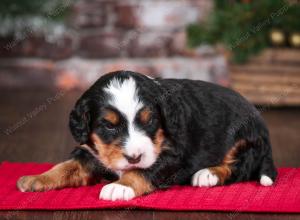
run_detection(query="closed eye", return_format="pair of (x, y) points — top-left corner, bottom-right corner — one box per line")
(144, 117), (153, 125)
(103, 119), (118, 130)
(102, 109), (120, 131)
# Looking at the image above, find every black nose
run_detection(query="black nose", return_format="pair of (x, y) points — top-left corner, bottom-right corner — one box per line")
(123, 154), (142, 164)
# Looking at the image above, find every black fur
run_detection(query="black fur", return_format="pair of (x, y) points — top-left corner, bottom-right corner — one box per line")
(70, 147), (118, 182)
(69, 70), (277, 189)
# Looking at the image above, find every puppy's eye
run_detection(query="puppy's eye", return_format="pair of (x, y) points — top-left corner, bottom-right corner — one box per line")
(146, 117), (153, 125)
(102, 110), (119, 131)
(103, 120), (117, 130)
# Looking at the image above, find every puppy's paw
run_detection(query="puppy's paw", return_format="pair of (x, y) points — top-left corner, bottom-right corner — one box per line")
(99, 183), (135, 201)
(192, 168), (219, 187)
(260, 175), (274, 186)
(17, 175), (53, 192)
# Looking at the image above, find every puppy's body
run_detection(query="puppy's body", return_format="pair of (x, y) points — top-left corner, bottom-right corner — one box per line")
(17, 71), (277, 200)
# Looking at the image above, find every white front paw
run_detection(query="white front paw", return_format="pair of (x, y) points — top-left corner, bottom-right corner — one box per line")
(99, 183), (135, 201)
(192, 168), (219, 187)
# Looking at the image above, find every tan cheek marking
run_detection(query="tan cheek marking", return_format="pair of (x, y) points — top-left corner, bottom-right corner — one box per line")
(116, 170), (154, 196)
(209, 139), (247, 185)
(103, 110), (119, 125)
(91, 133), (123, 169)
(140, 108), (151, 124)
(153, 128), (165, 155)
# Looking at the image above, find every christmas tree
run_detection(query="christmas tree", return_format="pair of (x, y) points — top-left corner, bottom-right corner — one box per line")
(187, 0), (300, 63)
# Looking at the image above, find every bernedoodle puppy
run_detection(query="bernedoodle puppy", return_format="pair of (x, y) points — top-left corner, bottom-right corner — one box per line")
(17, 71), (277, 201)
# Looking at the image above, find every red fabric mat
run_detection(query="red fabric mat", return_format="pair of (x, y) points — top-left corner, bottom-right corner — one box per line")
(0, 162), (299, 212)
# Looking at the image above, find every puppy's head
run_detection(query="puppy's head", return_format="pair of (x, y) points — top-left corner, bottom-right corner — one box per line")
(69, 71), (166, 171)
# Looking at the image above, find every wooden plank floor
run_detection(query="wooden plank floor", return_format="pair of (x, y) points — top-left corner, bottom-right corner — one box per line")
(0, 88), (300, 220)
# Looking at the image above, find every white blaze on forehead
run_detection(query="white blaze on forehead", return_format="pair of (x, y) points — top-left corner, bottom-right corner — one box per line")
(104, 77), (143, 121)
(104, 77), (157, 169)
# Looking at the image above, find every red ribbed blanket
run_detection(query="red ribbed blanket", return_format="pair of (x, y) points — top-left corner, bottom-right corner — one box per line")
(0, 162), (299, 212)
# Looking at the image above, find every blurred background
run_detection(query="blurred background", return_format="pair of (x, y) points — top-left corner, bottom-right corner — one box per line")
(0, 0), (299, 167)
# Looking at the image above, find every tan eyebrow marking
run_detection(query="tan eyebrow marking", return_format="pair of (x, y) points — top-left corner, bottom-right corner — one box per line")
(139, 107), (151, 124)
(103, 110), (119, 125)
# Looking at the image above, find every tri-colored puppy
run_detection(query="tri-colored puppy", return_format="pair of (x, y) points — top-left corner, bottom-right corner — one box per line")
(17, 71), (277, 201)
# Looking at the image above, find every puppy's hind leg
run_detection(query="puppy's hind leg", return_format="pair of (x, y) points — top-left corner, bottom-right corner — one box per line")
(191, 140), (246, 187)
(191, 168), (220, 187)
(191, 164), (234, 187)
(259, 153), (277, 186)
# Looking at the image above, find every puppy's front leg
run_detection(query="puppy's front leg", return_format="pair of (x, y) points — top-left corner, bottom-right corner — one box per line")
(17, 159), (91, 192)
(99, 170), (154, 201)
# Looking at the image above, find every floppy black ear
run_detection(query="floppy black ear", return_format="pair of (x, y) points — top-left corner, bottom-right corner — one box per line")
(69, 98), (91, 144)
(157, 85), (186, 142)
